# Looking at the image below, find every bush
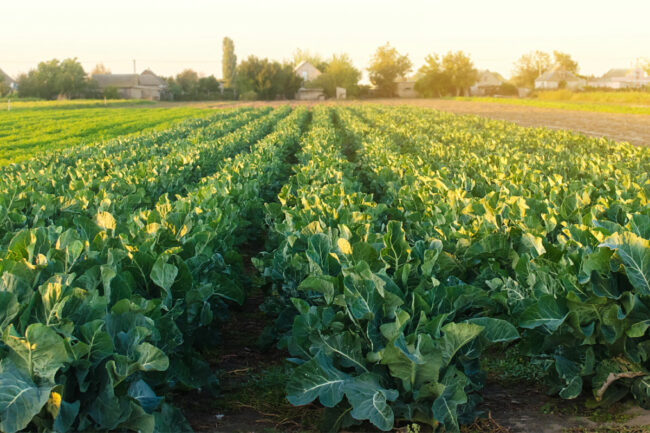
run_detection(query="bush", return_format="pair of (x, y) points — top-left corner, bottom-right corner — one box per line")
(240, 90), (258, 101)
(221, 88), (236, 100)
(498, 82), (519, 96)
(103, 86), (120, 99)
(357, 84), (374, 99)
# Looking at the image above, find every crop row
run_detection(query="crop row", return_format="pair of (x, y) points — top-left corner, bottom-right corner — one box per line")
(0, 106), (213, 165)
(0, 107), (288, 243)
(252, 106), (515, 432)
(347, 105), (650, 408)
(252, 105), (650, 431)
(0, 107), (307, 433)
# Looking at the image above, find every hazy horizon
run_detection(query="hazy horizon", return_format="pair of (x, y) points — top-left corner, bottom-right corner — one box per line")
(1, 0), (649, 82)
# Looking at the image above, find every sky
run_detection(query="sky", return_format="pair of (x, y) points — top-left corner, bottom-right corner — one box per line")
(1, 0), (649, 82)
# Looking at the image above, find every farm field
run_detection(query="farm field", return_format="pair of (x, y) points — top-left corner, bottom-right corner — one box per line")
(454, 96), (650, 116)
(534, 90), (650, 105)
(155, 98), (650, 147)
(364, 98), (650, 146)
(0, 99), (154, 111)
(0, 106), (215, 165)
(1, 105), (650, 433)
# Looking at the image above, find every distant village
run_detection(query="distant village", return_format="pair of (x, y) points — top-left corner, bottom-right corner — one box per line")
(1, 42), (649, 101)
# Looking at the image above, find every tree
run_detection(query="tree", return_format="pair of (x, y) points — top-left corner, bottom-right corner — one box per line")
(175, 69), (199, 98)
(222, 37), (237, 88)
(17, 58), (89, 99)
(368, 43), (412, 97)
(91, 63), (111, 75)
(274, 62), (303, 99)
(512, 51), (552, 88)
(58, 58), (88, 98)
(414, 54), (448, 97)
(236, 56), (278, 100)
(165, 72), (224, 100)
(0, 75), (10, 97)
(553, 51), (579, 74)
(309, 54), (361, 98)
(236, 56), (302, 100)
(292, 48), (328, 71)
(441, 51), (477, 96)
(165, 77), (183, 100)
(236, 56), (272, 99)
(198, 76), (221, 96)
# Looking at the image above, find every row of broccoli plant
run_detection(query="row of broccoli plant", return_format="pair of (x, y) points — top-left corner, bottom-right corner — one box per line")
(255, 106), (519, 432)
(1, 107), (245, 187)
(343, 105), (650, 411)
(0, 107), (281, 242)
(3, 107), (250, 174)
(0, 107), (307, 433)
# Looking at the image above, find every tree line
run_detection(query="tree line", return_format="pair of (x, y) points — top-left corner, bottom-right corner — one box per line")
(3, 40), (648, 100)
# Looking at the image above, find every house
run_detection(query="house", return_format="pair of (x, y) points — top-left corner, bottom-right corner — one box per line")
(470, 70), (505, 96)
(588, 67), (650, 89)
(336, 87), (346, 99)
(396, 80), (417, 98)
(294, 61), (325, 100)
(534, 67), (586, 90)
(295, 88), (326, 100)
(92, 69), (167, 100)
(294, 61), (322, 82)
(0, 68), (17, 91)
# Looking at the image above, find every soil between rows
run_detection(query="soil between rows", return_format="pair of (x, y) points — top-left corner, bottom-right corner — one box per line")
(171, 282), (650, 433)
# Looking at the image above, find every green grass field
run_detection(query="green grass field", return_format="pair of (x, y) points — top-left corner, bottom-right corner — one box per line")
(455, 94), (650, 115)
(0, 98), (153, 111)
(536, 89), (650, 104)
(0, 105), (213, 165)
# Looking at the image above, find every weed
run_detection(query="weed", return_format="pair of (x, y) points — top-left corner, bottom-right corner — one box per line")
(482, 344), (545, 386)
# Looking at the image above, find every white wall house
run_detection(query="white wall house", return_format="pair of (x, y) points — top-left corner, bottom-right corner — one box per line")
(470, 70), (505, 95)
(0, 68), (17, 91)
(588, 67), (650, 89)
(294, 61), (325, 100)
(93, 69), (167, 100)
(294, 61), (322, 82)
(395, 81), (418, 98)
(534, 68), (586, 90)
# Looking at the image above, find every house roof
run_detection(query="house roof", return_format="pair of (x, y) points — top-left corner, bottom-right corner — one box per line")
(0, 68), (16, 85)
(535, 68), (582, 83)
(602, 67), (649, 80)
(139, 73), (166, 87)
(93, 74), (139, 88)
(294, 61), (322, 73)
(294, 60), (310, 72)
(476, 70), (506, 85)
(492, 71), (506, 82)
(602, 68), (629, 79)
(93, 71), (166, 88)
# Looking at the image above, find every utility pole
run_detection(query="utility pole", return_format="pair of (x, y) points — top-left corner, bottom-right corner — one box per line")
(133, 59), (136, 74)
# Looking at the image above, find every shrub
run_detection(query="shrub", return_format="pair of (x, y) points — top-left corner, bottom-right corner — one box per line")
(103, 86), (120, 99)
(240, 90), (258, 101)
(498, 82), (519, 96)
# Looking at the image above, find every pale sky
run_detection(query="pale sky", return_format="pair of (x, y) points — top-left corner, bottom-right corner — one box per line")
(1, 0), (649, 82)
